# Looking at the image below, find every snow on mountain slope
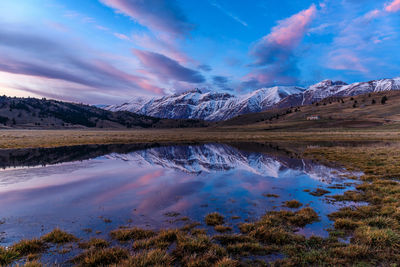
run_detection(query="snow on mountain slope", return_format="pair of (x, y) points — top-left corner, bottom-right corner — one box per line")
(106, 96), (152, 113)
(105, 77), (400, 121)
(276, 77), (400, 109)
(106, 86), (304, 121)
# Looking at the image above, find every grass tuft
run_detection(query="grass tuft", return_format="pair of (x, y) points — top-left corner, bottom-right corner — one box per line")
(213, 257), (239, 267)
(11, 239), (45, 256)
(72, 247), (128, 266)
(214, 225), (232, 233)
(310, 188), (331, 197)
(78, 238), (109, 249)
(353, 226), (400, 248)
(42, 228), (77, 244)
(120, 249), (173, 267)
(334, 218), (361, 230)
(262, 193), (279, 198)
(0, 246), (20, 266)
(110, 227), (155, 242)
(205, 212), (224, 226)
(133, 229), (178, 250)
(284, 200), (302, 208)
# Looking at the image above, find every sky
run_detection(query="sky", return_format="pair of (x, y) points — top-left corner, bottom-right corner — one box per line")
(0, 0), (399, 104)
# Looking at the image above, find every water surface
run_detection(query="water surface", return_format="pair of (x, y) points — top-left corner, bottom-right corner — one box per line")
(0, 143), (360, 246)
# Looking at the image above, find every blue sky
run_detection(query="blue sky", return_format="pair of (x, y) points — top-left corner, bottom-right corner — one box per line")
(0, 0), (399, 104)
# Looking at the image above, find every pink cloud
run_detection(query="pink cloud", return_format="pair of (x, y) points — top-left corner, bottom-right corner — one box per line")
(265, 4), (317, 48)
(327, 50), (368, 73)
(113, 33), (130, 41)
(385, 0), (400, 12)
(364, 9), (383, 20)
(245, 4), (317, 87)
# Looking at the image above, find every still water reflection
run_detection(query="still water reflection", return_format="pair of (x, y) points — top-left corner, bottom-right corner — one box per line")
(0, 143), (360, 246)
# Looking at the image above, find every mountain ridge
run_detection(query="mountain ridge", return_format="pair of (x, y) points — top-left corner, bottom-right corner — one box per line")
(106, 77), (400, 121)
(106, 86), (305, 121)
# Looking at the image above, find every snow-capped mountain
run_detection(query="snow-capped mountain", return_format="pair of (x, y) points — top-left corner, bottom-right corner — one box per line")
(105, 143), (352, 183)
(106, 86), (304, 121)
(106, 77), (400, 121)
(276, 77), (400, 108)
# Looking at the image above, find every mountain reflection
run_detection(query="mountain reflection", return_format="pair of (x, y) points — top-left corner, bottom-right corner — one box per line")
(0, 143), (358, 246)
(105, 143), (349, 183)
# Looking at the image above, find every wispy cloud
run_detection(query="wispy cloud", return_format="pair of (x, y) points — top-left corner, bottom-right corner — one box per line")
(100, 0), (194, 37)
(131, 32), (190, 63)
(113, 32), (130, 40)
(100, 0), (210, 86)
(133, 49), (206, 83)
(198, 64), (212, 72)
(0, 27), (164, 102)
(209, 1), (248, 27)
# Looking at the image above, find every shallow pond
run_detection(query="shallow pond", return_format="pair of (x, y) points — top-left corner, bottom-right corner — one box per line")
(0, 143), (360, 247)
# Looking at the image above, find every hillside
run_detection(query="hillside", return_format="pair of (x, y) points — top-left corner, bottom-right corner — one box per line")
(0, 96), (207, 129)
(218, 90), (400, 130)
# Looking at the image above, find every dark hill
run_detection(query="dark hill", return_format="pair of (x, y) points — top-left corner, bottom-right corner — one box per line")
(0, 96), (207, 129)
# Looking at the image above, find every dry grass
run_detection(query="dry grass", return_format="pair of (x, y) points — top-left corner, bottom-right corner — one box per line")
(2, 129), (400, 150)
(262, 193), (279, 198)
(214, 225), (232, 233)
(41, 228), (77, 244)
(205, 212), (225, 226)
(302, 143), (400, 264)
(284, 200), (303, 208)
(110, 227), (155, 242)
(132, 229), (178, 250)
(72, 247), (129, 266)
(11, 239), (45, 256)
(309, 188), (331, 196)
(0, 246), (20, 266)
(18, 261), (43, 267)
(78, 238), (109, 249)
(120, 249), (173, 267)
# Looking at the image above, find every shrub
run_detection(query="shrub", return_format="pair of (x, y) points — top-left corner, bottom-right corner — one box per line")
(381, 95), (388, 104)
